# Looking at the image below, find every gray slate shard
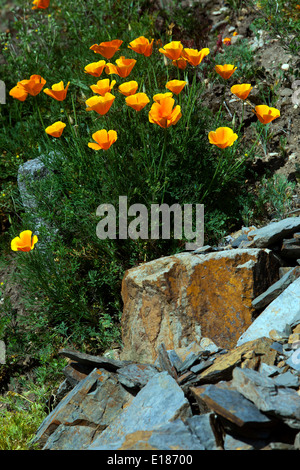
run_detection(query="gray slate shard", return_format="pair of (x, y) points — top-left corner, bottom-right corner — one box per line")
(116, 363), (158, 389)
(252, 266), (300, 309)
(58, 348), (130, 372)
(232, 367), (300, 426)
(272, 371), (300, 388)
(185, 414), (219, 450)
(87, 371), (192, 450)
(237, 277), (300, 346)
(247, 217), (300, 248)
(31, 368), (133, 449)
(87, 419), (206, 451)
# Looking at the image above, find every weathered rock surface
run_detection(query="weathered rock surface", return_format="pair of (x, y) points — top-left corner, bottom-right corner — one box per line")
(87, 371), (192, 450)
(30, 216), (300, 451)
(237, 277), (300, 346)
(247, 217), (300, 248)
(121, 248), (279, 362)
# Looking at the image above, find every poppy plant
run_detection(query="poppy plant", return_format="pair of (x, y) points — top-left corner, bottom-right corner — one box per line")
(165, 80), (187, 95)
(45, 121), (66, 137)
(84, 60), (106, 77)
(215, 64), (237, 80)
(17, 74), (46, 96)
(182, 47), (210, 67)
(90, 78), (116, 96)
(254, 105), (280, 124)
(159, 41), (183, 61)
(105, 56), (136, 78)
(125, 92), (150, 111)
(88, 129), (117, 150)
(153, 92), (173, 103)
(149, 96), (182, 128)
(11, 230), (38, 252)
(128, 36), (154, 57)
(32, 0), (50, 9)
(9, 85), (28, 101)
(208, 127), (238, 149)
(231, 84), (253, 100)
(85, 93), (115, 115)
(43, 81), (70, 101)
(223, 38), (231, 45)
(172, 57), (188, 70)
(118, 81), (139, 96)
(90, 39), (123, 60)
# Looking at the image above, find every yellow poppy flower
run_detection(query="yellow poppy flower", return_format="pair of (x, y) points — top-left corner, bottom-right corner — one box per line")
(88, 129), (117, 150)
(11, 230), (38, 252)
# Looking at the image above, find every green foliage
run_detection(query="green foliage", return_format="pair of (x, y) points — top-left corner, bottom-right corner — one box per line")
(246, 0), (300, 55)
(254, 173), (296, 219)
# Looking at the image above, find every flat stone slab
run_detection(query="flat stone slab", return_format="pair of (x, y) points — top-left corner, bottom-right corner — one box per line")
(87, 371), (192, 450)
(237, 277), (300, 346)
(232, 367), (300, 425)
(190, 384), (272, 428)
(247, 217), (300, 248)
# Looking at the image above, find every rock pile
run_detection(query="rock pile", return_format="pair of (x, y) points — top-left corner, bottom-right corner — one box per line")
(30, 217), (300, 450)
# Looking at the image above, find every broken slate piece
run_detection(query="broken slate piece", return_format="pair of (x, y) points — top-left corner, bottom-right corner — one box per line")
(58, 348), (130, 372)
(232, 367), (300, 425)
(281, 238), (300, 258)
(272, 371), (300, 388)
(87, 371), (192, 450)
(116, 363), (158, 390)
(190, 384), (272, 429)
(252, 266), (300, 309)
(247, 217), (300, 248)
(185, 414), (219, 450)
(237, 277), (300, 346)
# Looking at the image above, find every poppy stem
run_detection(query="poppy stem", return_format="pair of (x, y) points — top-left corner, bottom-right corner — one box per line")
(155, 127), (168, 187)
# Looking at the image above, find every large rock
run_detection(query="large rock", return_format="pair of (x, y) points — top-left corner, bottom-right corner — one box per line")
(237, 277), (300, 346)
(120, 249), (279, 362)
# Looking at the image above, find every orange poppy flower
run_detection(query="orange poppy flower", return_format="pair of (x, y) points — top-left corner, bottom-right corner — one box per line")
(84, 60), (106, 77)
(215, 64), (237, 79)
(90, 39), (123, 59)
(254, 105), (280, 124)
(128, 36), (154, 57)
(149, 96), (182, 128)
(85, 93), (115, 115)
(165, 79), (187, 95)
(32, 0), (50, 9)
(231, 84), (253, 100)
(118, 81), (139, 96)
(11, 230), (38, 252)
(90, 78), (116, 96)
(153, 92), (173, 103)
(182, 47), (210, 66)
(125, 92), (150, 111)
(223, 38), (231, 45)
(159, 41), (183, 61)
(208, 127), (238, 149)
(43, 81), (70, 101)
(9, 85), (28, 102)
(172, 57), (188, 70)
(45, 121), (66, 137)
(17, 74), (46, 96)
(88, 129), (117, 150)
(105, 56), (136, 78)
